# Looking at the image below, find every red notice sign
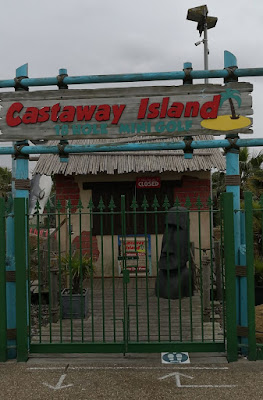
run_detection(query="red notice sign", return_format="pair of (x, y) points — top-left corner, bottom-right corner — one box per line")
(136, 177), (161, 189)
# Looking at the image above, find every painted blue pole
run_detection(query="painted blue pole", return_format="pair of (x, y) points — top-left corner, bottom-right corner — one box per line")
(1, 137), (263, 155)
(6, 64), (30, 360)
(0, 53), (263, 89)
(6, 173), (16, 358)
(225, 151), (240, 327)
(224, 51), (243, 352)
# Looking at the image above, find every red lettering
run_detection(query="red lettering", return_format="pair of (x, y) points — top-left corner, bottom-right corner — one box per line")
(95, 104), (111, 122)
(184, 102), (200, 117)
(111, 104), (126, 124)
(59, 106), (76, 122)
(6, 102), (23, 127)
(167, 102), (184, 118)
(76, 105), (96, 121)
(50, 103), (61, 122)
(38, 106), (50, 123)
(147, 102), (160, 119)
(200, 95), (221, 119)
(137, 98), (149, 119)
(22, 107), (39, 124)
(160, 97), (169, 118)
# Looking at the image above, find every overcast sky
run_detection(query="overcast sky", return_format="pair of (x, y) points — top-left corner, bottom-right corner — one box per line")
(0, 0), (263, 172)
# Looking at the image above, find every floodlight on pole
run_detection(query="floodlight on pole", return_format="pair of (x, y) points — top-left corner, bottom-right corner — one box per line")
(187, 5), (218, 83)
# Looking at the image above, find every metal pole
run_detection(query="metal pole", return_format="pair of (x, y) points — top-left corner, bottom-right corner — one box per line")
(203, 20), (209, 84)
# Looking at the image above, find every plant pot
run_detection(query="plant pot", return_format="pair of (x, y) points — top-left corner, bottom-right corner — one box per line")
(255, 286), (263, 306)
(61, 288), (88, 319)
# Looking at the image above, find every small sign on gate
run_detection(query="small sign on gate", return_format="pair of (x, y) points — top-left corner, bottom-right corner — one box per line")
(161, 352), (190, 364)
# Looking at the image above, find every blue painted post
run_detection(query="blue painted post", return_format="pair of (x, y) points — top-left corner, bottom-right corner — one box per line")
(6, 177), (16, 359)
(6, 64), (30, 360)
(224, 50), (243, 349)
(225, 151), (240, 326)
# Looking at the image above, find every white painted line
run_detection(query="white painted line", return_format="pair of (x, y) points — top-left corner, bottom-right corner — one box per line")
(43, 373), (73, 391)
(159, 372), (237, 388)
(28, 366), (229, 371)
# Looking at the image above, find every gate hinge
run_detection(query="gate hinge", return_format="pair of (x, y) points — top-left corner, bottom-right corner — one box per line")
(236, 265), (247, 276)
(122, 269), (130, 284)
(225, 175), (241, 186)
(237, 325), (248, 337)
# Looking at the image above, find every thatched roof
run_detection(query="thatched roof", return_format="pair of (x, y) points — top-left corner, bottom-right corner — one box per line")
(34, 136), (225, 176)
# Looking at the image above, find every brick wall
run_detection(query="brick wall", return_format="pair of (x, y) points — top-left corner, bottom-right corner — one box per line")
(174, 176), (211, 209)
(55, 175), (99, 260)
(55, 175), (80, 212)
(72, 231), (100, 261)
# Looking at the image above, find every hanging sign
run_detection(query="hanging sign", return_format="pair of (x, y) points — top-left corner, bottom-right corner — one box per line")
(136, 177), (161, 189)
(0, 82), (253, 141)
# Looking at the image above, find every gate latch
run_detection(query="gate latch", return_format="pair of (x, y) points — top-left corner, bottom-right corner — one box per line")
(123, 269), (130, 284)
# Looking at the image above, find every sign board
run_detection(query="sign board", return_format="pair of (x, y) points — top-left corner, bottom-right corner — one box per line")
(0, 82), (252, 141)
(118, 235), (151, 275)
(136, 177), (161, 189)
(161, 352), (190, 364)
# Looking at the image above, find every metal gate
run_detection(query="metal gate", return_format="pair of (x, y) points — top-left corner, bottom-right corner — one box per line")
(18, 192), (228, 355)
(0, 191), (260, 361)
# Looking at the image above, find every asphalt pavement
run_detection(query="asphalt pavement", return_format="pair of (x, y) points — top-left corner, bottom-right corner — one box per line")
(0, 353), (263, 400)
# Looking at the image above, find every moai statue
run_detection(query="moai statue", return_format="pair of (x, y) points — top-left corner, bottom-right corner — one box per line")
(155, 206), (193, 299)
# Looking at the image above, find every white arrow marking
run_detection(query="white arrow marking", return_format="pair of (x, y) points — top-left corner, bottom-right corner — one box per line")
(43, 373), (73, 391)
(159, 372), (237, 388)
(159, 372), (194, 386)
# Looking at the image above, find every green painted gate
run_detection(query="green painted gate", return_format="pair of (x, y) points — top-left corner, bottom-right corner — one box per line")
(0, 191), (259, 361)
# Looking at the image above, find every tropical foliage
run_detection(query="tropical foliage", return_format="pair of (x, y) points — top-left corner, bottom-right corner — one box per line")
(0, 167), (11, 199)
(212, 148), (263, 203)
(61, 251), (95, 294)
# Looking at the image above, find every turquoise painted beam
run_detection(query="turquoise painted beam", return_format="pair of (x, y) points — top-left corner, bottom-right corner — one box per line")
(0, 67), (263, 89)
(0, 138), (263, 155)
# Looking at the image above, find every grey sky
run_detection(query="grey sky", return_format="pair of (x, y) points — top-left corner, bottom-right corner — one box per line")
(0, 0), (263, 171)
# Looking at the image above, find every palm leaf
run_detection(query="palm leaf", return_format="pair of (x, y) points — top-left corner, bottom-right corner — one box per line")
(220, 88), (241, 108)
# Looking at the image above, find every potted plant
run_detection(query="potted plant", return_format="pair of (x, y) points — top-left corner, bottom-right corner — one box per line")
(61, 251), (94, 319)
(255, 257), (263, 306)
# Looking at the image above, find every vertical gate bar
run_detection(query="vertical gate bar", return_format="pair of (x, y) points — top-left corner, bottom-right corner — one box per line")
(240, 211), (248, 353)
(57, 206), (63, 343)
(121, 195), (127, 351)
(47, 204), (52, 343)
(209, 200), (215, 341)
(176, 206), (182, 341)
(36, 208), (42, 343)
(0, 198), (7, 361)
(27, 199), (31, 347)
(222, 192), (238, 362)
(109, 199), (116, 342)
(186, 202), (193, 342)
(99, 197), (105, 342)
(261, 195), (263, 257)
(143, 197), (150, 341)
(153, 197), (160, 342)
(220, 196), (226, 344)
(164, 205), (171, 341)
(14, 198), (28, 362)
(89, 203), (94, 342)
(198, 206), (204, 342)
(68, 203), (73, 342)
(78, 205), (84, 342)
(244, 192), (256, 360)
(132, 199), (139, 342)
